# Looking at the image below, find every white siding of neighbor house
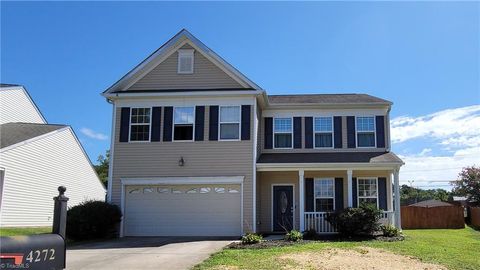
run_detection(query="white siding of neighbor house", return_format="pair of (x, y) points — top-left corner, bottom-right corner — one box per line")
(0, 128), (105, 227)
(0, 87), (45, 124)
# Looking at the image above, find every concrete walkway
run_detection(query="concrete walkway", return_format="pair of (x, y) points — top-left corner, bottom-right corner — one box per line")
(66, 237), (233, 270)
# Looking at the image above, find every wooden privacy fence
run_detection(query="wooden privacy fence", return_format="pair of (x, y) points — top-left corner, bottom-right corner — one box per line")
(401, 206), (465, 229)
(471, 207), (480, 227)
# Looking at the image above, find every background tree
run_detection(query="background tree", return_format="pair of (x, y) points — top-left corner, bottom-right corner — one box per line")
(451, 166), (480, 205)
(94, 150), (109, 186)
(400, 184), (451, 205)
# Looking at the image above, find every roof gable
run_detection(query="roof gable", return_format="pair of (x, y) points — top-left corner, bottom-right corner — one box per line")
(104, 29), (261, 94)
(0, 85), (47, 124)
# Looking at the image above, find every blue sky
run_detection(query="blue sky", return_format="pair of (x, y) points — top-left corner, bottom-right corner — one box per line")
(1, 2), (479, 189)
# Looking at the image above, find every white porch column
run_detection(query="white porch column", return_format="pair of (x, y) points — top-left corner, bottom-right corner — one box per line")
(299, 169), (305, 232)
(347, 169), (353, 207)
(393, 168), (402, 230)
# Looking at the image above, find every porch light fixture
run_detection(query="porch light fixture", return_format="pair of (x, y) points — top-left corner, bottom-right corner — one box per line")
(178, 157), (185, 167)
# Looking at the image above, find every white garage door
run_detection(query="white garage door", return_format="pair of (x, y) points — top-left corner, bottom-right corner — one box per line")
(124, 184), (241, 236)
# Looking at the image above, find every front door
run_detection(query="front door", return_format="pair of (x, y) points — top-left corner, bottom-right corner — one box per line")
(273, 185), (293, 232)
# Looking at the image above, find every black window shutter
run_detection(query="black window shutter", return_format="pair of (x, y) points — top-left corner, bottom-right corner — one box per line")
(334, 116), (342, 148)
(119, 107), (130, 142)
(163, 106), (173, 142)
(304, 117), (313, 148)
(151, 107), (162, 142)
(264, 117), (273, 149)
(305, 178), (314, 212)
(335, 178), (344, 210)
(293, 117), (302, 148)
(352, 177), (358, 207)
(378, 177), (388, 210)
(376, 116), (386, 148)
(209, 106), (219, 141)
(241, 105), (251, 140)
(347, 116), (356, 148)
(195, 106), (205, 141)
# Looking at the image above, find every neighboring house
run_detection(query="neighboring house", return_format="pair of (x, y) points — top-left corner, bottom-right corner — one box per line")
(0, 84), (106, 227)
(409, 200), (454, 208)
(103, 29), (404, 237)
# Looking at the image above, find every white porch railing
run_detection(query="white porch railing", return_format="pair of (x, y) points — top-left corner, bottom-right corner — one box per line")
(304, 211), (395, 233)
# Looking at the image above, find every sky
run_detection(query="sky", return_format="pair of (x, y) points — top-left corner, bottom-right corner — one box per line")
(1, 2), (479, 190)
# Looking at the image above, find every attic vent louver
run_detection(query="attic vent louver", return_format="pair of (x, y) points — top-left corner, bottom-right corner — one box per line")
(177, 49), (194, 74)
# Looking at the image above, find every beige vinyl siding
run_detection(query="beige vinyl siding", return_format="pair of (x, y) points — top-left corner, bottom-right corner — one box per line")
(0, 88), (45, 124)
(111, 106), (255, 233)
(0, 128), (105, 227)
(128, 44), (244, 91)
(259, 116), (388, 153)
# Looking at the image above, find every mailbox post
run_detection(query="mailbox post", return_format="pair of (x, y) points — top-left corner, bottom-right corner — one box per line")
(0, 186), (69, 270)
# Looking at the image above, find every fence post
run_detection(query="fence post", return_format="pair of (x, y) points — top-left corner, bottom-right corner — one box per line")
(52, 186), (69, 239)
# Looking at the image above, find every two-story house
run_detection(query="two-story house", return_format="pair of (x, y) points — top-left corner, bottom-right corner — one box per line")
(103, 29), (404, 237)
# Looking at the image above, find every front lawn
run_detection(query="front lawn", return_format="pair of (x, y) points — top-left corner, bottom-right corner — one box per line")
(194, 227), (480, 270)
(0, 226), (51, 236)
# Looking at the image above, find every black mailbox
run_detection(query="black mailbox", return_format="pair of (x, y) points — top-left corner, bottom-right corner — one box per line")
(0, 234), (65, 270)
(0, 186), (69, 270)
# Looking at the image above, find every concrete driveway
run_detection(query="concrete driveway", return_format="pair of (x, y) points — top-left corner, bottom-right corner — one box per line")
(66, 237), (233, 270)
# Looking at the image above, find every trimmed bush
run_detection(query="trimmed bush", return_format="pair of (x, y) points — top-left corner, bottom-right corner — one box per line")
(326, 203), (382, 237)
(67, 200), (122, 241)
(241, 233), (263, 245)
(381, 225), (401, 237)
(285, 230), (303, 242)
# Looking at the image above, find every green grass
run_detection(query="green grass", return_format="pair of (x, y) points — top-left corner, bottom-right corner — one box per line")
(194, 227), (480, 270)
(0, 227), (51, 236)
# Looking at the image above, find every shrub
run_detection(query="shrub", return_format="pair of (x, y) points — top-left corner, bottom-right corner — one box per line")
(380, 225), (401, 237)
(67, 200), (122, 241)
(326, 203), (382, 237)
(302, 229), (318, 240)
(241, 233), (263, 245)
(285, 230), (303, 242)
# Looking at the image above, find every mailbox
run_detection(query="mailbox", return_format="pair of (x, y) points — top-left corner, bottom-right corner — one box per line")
(0, 234), (65, 270)
(0, 186), (68, 270)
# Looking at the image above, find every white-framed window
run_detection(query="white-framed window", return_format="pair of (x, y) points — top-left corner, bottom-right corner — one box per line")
(314, 178), (335, 212)
(129, 107), (151, 142)
(356, 116), (376, 147)
(357, 178), (378, 207)
(177, 49), (194, 74)
(274, 118), (293, 148)
(219, 106), (240, 140)
(314, 117), (333, 148)
(173, 106), (195, 141)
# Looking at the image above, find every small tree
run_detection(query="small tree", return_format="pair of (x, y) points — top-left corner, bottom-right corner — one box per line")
(94, 150), (109, 186)
(451, 166), (480, 204)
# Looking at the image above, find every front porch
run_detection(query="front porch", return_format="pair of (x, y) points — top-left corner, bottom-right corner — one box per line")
(255, 166), (401, 234)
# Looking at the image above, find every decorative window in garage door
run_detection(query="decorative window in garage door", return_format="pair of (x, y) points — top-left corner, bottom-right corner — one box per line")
(228, 188), (239, 193)
(215, 187), (226, 193)
(200, 187), (211, 193)
(143, 188), (154, 193)
(129, 188), (140, 194)
(187, 188), (198, 194)
(158, 187), (170, 193)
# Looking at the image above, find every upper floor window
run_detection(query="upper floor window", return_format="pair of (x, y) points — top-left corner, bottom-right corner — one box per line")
(274, 118), (292, 148)
(174, 107), (194, 141)
(358, 178), (378, 207)
(130, 108), (151, 142)
(314, 117), (333, 148)
(177, 49), (194, 74)
(219, 106), (240, 140)
(314, 178), (334, 212)
(356, 116), (375, 147)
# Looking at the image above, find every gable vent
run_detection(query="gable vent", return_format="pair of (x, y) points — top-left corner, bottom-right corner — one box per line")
(178, 49), (194, 74)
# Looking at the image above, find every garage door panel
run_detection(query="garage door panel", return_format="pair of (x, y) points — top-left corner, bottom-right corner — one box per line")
(124, 184), (241, 236)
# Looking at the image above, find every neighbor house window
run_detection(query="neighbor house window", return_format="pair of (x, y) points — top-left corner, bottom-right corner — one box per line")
(274, 118), (292, 148)
(219, 106), (240, 140)
(314, 178), (335, 212)
(358, 178), (378, 206)
(174, 107), (194, 141)
(177, 49), (194, 74)
(356, 117), (375, 147)
(314, 117), (333, 148)
(130, 108), (151, 142)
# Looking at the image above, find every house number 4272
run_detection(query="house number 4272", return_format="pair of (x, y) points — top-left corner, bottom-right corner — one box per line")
(25, 249), (55, 263)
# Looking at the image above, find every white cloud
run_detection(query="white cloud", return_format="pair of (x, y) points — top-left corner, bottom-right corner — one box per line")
(391, 105), (480, 149)
(391, 105), (480, 189)
(80, 128), (109, 141)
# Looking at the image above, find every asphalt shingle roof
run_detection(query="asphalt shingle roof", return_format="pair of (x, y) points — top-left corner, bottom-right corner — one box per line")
(257, 152), (403, 164)
(267, 94), (392, 105)
(0, 123), (66, 149)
